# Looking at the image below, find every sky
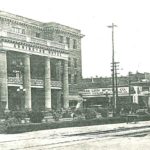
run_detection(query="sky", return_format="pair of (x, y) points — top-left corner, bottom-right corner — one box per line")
(0, 0), (150, 78)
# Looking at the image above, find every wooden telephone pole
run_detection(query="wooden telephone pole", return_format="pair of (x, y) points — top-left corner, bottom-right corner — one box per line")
(108, 23), (118, 115)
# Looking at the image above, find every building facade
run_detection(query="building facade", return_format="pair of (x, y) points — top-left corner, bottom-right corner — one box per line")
(79, 72), (150, 112)
(0, 11), (83, 112)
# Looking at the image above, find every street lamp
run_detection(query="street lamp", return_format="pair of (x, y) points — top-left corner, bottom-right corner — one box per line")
(17, 85), (26, 92)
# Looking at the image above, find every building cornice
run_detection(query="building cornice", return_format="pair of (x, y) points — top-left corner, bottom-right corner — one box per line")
(0, 37), (69, 55)
(44, 25), (84, 38)
(0, 11), (43, 30)
(0, 16), (43, 30)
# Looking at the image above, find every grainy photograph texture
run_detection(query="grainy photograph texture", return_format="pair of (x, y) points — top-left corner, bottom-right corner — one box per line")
(0, 0), (150, 150)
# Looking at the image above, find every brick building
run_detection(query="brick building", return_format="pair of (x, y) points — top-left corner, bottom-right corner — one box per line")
(0, 11), (84, 111)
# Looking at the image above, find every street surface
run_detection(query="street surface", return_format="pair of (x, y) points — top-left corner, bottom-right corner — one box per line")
(0, 121), (150, 150)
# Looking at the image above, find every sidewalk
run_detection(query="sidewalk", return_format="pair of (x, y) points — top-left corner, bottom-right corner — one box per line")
(0, 120), (150, 143)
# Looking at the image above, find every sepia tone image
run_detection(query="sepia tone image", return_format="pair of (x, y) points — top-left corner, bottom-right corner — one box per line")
(0, 0), (150, 149)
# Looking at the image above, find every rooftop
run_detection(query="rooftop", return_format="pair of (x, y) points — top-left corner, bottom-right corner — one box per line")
(0, 10), (83, 37)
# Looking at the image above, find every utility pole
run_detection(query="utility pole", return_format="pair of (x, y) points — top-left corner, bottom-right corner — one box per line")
(108, 23), (117, 115)
(114, 62), (119, 113)
(128, 72), (131, 101)
(128, 71), (133, 112)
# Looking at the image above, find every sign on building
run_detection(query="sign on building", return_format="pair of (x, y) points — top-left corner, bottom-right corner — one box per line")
(82, 87), (129, 96)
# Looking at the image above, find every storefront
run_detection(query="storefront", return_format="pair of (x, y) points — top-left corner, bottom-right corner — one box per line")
(80, 85), (149, 111)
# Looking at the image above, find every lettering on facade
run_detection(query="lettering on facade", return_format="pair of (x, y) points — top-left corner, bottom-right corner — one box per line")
(83, 87), (129, 96)
(2, 41), (64, 59)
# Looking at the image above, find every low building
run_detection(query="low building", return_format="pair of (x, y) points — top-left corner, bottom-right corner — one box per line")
(78, 72), (150, 112)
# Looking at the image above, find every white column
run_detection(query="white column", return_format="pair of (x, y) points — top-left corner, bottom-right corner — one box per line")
(63, 60), (69, 108)
(45, 57), (52, 110)
(24, 54), (31, 110)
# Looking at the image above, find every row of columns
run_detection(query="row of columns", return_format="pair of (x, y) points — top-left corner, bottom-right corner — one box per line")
(0, 51), (69, 111)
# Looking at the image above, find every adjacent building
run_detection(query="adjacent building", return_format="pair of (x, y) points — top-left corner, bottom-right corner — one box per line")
(0, 11), (84, 111)
(79, 72), (150, 111)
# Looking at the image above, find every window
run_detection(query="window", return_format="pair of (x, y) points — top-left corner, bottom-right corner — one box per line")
(59, 36), (64, 43)
(73, 58), (77, 68)
(35, 32), (40, 38)
(66, 37), (70, 48)
(12, 27), (25, 34)
(142, 86), (149, 91)
(73, 39), (77, 49)
(22, 29), (25, 34)
(74, 74), (77, 84)
(68, 74), (71, 84)
(68, 57), (71, 67)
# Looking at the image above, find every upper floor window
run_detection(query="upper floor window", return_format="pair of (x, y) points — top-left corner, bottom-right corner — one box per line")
(73, 58), (77, 68)
(12, 27), (25, 34)
(35, 32), (40, 38)
(22, 45), (24, 49)
(73, 39), (77, 49)
(68, 74), (71, 84)
(74, 74), (77, 84)
(66, 37), (70, 48)
(68, 57), (71, 67)
(22, 29), (25, 34)
(59, 35), (64, 43)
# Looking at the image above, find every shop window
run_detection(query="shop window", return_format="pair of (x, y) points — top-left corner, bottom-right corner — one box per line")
(142, 86), (149, 91)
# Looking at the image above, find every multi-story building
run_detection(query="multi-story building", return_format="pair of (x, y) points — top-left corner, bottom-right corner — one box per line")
(0, 11), (84, 112)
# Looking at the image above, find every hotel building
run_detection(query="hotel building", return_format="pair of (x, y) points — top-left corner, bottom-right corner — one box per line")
(0, 11), (83, 111)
